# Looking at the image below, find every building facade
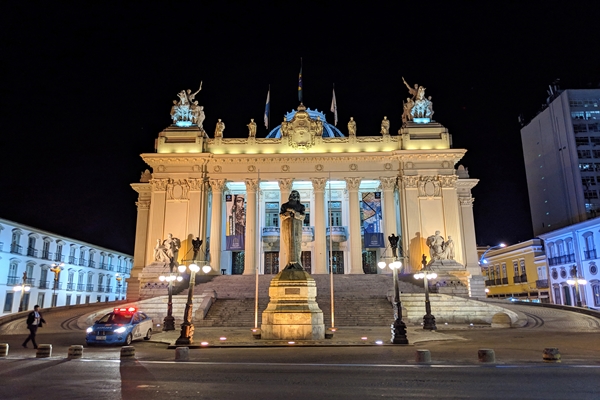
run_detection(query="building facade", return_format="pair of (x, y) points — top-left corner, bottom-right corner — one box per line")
(0, 218), (132, 314)
(521, 89), (600, 236)
(538, 217), (600, 308)
(480, 240), (550, 302)
(129, 83), (485, 299)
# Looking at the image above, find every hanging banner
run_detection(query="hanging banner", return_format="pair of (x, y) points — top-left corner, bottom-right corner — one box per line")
(362, 192), (384, 248)
(226, 194), (246, 251)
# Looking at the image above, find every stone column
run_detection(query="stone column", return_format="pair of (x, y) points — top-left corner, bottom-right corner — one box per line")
(208, 179), (226, 274)
(459, 196), (485, 298)
(440, 175), (461, 263)
(198, 177), (209, 243)
(278, 178), (293, 271)
(380, 176), (398, 245)
(244, 179), (259, 275)
(345, 177), (364, 274)
(399, 176), (421, 273)
(128, 183), (151, 300)
(311, 178), (327, 274)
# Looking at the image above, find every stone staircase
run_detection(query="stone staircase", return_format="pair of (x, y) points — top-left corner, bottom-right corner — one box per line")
(187, 273), (425, 327)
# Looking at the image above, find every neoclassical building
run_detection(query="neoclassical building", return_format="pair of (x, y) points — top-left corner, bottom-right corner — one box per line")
(0, 218), (132, 314)
(129, 82), (484, 298)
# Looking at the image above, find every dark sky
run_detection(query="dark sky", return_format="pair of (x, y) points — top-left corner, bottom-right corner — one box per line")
(1, 2), (599, 254)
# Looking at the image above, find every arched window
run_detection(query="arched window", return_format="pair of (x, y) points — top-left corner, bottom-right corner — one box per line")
(591, 281), (600, 307)
(25, 262), (35, 285)
(40, 265), (49, 289)
(67, 270), (75, 291)
(78, 270), (85, 291)
(11, 228), (23, 254)
(8, 259), (20, 285)
(583, 231), (596, 260)
(27, 234), (38, 257)
(87, 271), (94, 291)
(42, 237), (52, 260)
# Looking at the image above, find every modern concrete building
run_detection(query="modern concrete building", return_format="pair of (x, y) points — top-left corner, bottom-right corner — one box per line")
(0, 218), (132, 314)
(480, 240), (550, 302)
(128, 83), (485, 300)
(538, 217), (600, 308)
(521, 89), (600, 236)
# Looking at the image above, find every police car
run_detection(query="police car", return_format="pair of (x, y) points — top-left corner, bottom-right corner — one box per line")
(86, 307), (153, 346)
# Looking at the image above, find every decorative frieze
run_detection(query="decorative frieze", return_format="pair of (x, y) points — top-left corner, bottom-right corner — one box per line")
(150, 178), (168, 191)
(418, 176), (441, 198)
(166, 179), (190, 200)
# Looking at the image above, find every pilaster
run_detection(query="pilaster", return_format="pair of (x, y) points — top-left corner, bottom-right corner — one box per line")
(311, 178), (327, 274)
(278, 178), (294, 271)
(345, 177), (364, 274)
(243, 178), (259, 275)
(208, 179), (226, 274)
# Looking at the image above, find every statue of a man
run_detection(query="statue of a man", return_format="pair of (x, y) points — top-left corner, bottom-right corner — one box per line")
(388, 233), (400, 259)
(348, 117), (357, 135)
(192, 237), (203, 261)
(402, 77), (418, 99)
(214, 119), (225, 138)
(402, 98), (414, 124)
(426, 231), (448, 261)
(381, 116), (390, 135)
(247, 118), (257, 137)
(279, 190), (306, 269)
(446, 236), (454, 260)
(192, 103), (205, 128)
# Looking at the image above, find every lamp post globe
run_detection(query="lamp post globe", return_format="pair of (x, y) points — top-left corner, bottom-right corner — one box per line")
(380, 234), (409, 345)
(414, 255), (437, 331)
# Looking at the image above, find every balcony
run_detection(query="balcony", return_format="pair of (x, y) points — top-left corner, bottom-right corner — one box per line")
(105, 286), (112, 293)
(584, 249), (597, 260)
(520, 274), (528, 283)
(302, 226), (314, 243)
(69, 256), (76, 264)
(502, 277), (508, 285)
(88, 260), (96, 268)
(485, 279), (495, 286)
(7, 276), (20, 285)
(78, 258), (87, 267)
(10, 244), (22, 254)
(53, 282), (63, 290)
(513, 276), (521, 284)
(54, 254), (64, 262)
(66, 282), (75, 291)
(495, 278), (502, 285)
(77, 284), (85, 291)
(98, 285), (105, 292)
(536, 279), (549, 288)
(27, 247), (38, 257)
(39, 280), (50, 289)
(42, 251), (52, 260)
(86, 284), (94, 292)
(326, 226), (347, 242)
(262, 227), (280, 244)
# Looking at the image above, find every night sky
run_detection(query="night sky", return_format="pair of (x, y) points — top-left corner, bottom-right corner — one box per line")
(2, 2), (599, 255)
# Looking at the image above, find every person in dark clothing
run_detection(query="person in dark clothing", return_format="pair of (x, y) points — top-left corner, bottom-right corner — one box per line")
(22, 305), (46, 349)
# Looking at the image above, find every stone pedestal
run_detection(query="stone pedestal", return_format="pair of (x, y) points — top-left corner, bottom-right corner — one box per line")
(428, 260), (469, 297)
(261, 265), (325, 340)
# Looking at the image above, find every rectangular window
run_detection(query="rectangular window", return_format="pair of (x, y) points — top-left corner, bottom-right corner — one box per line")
(328, 201), (342, 226)
(576, 137), (590, 146)
(3, 292), (14, 312)
(589, 123), (599, 132)
(513, 261), (519, 277)
(302, 202), (310, 226)
(574, 124), (588, 133)
(582, 176), (596, 186)
(584, 190), (598, 199)
(502, 263), (507, 278)
(578, 150), (591, 158)
(76, 295), (81, 305)
(520, 259), (526, 274)
(265, 202), (279, 227)
(37, 293), (45, 308)
(66, 294), (71, 306)
(537, 266), (548, 280)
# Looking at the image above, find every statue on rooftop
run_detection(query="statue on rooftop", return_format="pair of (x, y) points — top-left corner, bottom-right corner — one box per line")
(280, 190), (306, 269)
(381, 116), (390, 135)
(214, 119), (225, 138)
(348, 117), (357, 136)
(170, 81), (203, 127)
(247, 118), (257, 137)
(402, 77), (433, 122)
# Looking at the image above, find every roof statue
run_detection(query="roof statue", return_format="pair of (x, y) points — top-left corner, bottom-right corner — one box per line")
(247, 118), (257, 137)
(348, 117), (356, 136)
(380, 116), (390, 134)
(214, 119), (225, 138)
(170, 81), (205, 129)
(402, 77), (433, 124)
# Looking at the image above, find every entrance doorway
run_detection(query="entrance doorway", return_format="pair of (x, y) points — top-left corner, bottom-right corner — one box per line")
(301, 251), (312, 273)
(328, 251), (345, 274)
(264, 252), (279, 274)
(562, 285), (572, 306)
(232, 252), (245, 275)
(362, 250), (378, 274)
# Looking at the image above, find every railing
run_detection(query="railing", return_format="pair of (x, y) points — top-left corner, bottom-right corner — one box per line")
(98, 285), (105, 292)
(78, 258), (87, 267)
(54, 254), (64, 262)
(77, 284), (85, 291)
(66, 282), (75, 291)
(100, 263), (108, 270)
(69, 256), (76, 264)
(536, 279), (549, 288)
(88, 260), (95, 268)
(39, 280), (50, 289)
(7, 276), (20, 285)
(513, 276), (521, 284)
(42, 251), (52, 260)
(495, 278), (502, 285)
(584, 249), (597, 260)
(105, 286), (112, 293)
(502, 277), (508, 285)
(485, 279), (495, 286)
(10, 244), (22, 254)
(86, 284), (94, 292)
(53, 282), (63, 290)
(520, 274), (528, 283)
(27, 247), (38, 257)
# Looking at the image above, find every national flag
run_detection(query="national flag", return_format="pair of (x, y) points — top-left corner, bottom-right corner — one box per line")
(330, 86), (338, 126)
(264, 88), (270, 129)
(298, 61), (303, 103)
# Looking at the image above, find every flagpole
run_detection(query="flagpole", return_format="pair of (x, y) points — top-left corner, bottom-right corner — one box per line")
(268, 84), (270, 130)
(328, 172), (335, 330)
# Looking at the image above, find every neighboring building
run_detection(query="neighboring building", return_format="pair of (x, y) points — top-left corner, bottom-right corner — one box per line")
(0, 218), (132, 314)
(538, 217), (600, 308)
(480, 240), (550, 302)
(521, 89), (600, 237)
(129, 82), (486, 299)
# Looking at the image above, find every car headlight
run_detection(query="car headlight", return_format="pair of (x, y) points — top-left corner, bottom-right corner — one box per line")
(86, 327), (93, 333)
(114, 327), (127, 334)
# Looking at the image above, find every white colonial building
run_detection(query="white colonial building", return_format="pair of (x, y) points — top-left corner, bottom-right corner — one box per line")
(128, 81), (485, 299)
(538, 217), (600, 308)
(0, 218), (132, 314)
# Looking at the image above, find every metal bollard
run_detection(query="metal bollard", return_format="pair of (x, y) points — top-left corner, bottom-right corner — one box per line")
(68, 345), (84, 359)
(0, 343), (8, 357)
(478, 349), (495, 363)
(543, 347), (561, 363)
(175, 347), (189, 361)
(415, 349), (431, 363)
(120, 346), (136, 359)
(36, 344), (52, 358)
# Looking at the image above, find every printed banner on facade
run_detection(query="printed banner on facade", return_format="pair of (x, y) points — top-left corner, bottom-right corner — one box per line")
(362, 192), (384, 248)
(226, 194), (246, 251)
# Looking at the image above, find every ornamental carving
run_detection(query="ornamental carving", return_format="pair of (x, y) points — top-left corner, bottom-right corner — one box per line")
(280, 104), (322, 150)
(459, 197), (474, 206)
(213, 165), (222, 172)
(166, 179), (190, 200)
(401, 176), (419, 188)
(248, 165), (256, 172)
(380, 177), (397, 191)
(350, 164), (358, 171)
(281, 165), (290, 172)
(187, 178), (204, 190)
(136, 200), (150, 210)
(418, 176), (441, 198)
(439, 175), (458, 188)
(345, 177), (361, 191)
(315, 164), (323, 171)
(384, 163), (392, 170)
(245, 178), (259, 192)
(209, 179), (226, 192)
(150, 179), (168, 191)
(278, 178), (294, 190)
(310, 177), (327, 191)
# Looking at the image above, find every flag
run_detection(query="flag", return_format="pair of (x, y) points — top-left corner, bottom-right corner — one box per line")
(298, 61), (303, 103)
(264, 88), (270, 129)
(330, 86), (338, 126)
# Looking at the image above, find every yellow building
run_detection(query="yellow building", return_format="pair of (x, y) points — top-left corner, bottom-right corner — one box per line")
(480, 239), (550, 302)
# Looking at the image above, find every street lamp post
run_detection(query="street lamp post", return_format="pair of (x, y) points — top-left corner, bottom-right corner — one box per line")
(479, 243), (507, 266)
(176, 262), (211, 345)
(377, 234), (409, 345)
(50, 262), (64, 307)
(414, 254), (437, 330)
(115, 274), (123, 300)
(13, 272), (31, 312)
(567, 265), (587, 307)
(159, 267), (183, 331)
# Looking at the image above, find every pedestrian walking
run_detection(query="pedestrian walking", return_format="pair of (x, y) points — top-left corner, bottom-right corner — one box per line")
(22, 305), (46, 349)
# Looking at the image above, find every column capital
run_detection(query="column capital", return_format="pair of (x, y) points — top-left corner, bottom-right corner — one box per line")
(208, 178), (226, 192)
(379, 176), (397, 191)
(278, 178), (294, 191)
(459, 197), (475, 206)
(186, 178), (205, 190)
(400, 175), (419, 189)
(150, 178), (168, 191)
(136, 200), (150, 210)
(344, 177), (361, 191)
(439, 175), (458, 188)
(245, 178), (259, 192)
(310, 177), (327, 192)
